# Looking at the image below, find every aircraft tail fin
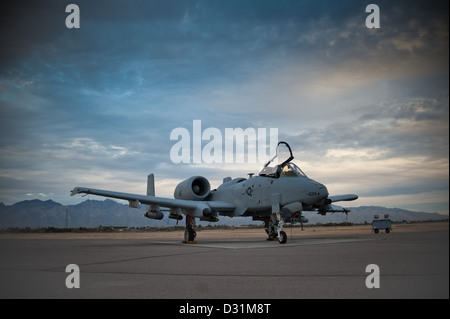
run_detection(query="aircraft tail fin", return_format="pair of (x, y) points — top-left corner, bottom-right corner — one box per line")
(146, 174), (160, 212)
(147, 174), (155, 197)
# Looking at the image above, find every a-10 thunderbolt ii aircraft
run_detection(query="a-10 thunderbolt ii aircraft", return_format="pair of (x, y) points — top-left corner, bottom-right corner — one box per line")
(71, 142), (358, 244)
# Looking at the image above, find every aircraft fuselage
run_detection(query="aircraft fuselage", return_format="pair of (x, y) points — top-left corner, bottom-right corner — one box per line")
(209, 174), (329, 217)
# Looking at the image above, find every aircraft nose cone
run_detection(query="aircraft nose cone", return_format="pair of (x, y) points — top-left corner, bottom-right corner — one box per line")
(318, 183), (329, 199)
(309, 179), (328, 200)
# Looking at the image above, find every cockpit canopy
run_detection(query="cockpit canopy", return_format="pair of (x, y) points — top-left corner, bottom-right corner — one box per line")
(280, 162), (307, 178)
(258, 141), (308, 178)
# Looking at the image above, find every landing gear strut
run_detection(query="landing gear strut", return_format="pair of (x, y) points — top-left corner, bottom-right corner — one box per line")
(183, 215), (197, 243)
(264, 213), (287, 244)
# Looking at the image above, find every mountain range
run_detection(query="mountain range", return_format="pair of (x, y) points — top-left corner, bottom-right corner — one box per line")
(0, 199), (447, 229)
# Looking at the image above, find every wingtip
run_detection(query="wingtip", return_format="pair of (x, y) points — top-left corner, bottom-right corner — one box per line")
(70, 187), (80, 196)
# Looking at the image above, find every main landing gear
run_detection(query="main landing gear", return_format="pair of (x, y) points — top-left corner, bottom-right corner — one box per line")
(183, 215), (197, 244)
(264, 213), (287, 244)
(183, 213), (289, 245)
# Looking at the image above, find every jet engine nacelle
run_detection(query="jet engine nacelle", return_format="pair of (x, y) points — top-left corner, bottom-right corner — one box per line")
(174, 176), (211, 201)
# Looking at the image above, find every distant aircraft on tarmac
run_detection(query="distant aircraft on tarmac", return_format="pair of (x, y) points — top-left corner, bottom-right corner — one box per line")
(71, 142), (358, 244)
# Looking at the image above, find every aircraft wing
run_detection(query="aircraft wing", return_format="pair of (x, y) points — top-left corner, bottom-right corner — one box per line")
(316, 194), (358, 215)
(70, 186), (235, 217)
(328, 194), (358, 203)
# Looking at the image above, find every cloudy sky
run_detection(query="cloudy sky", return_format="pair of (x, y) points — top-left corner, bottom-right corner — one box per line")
(0, 0), (448, 214)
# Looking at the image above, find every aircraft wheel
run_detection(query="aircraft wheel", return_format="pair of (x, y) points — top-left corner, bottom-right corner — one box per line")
(185, 228), (195, 242)
(374, 229), (379, 234)
(278, 231), (287, 244)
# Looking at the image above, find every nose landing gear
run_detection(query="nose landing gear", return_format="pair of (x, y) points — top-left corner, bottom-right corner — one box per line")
(264, 213), (287, 244)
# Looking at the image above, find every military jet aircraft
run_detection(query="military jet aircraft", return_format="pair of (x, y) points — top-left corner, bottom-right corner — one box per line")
(71, 142), (358, 244)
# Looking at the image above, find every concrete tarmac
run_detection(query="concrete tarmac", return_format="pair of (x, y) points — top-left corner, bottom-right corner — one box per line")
(0, 229), (448, 299)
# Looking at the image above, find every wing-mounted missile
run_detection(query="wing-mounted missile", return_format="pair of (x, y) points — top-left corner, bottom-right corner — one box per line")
(317, 204), (352, 216)
(144, 211), (164, 220)
(169, 207), (183, 220)
(316, 194), (358, 215)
